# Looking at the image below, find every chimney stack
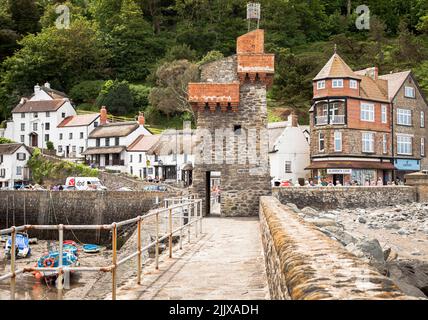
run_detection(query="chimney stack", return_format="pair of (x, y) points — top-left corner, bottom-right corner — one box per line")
(44, 82), (51, 89)
(138, 112), (145, 126)
(34, 84), (40, 94)
(288, 113), (298, 127)
(100, 106), (108, 125)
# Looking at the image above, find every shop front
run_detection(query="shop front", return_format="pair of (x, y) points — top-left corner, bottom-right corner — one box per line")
(394, 158), (421, 181)
(307, 160), (395, 186)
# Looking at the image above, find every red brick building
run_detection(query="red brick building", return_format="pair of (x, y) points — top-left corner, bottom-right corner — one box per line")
(307, 53), (395, 185)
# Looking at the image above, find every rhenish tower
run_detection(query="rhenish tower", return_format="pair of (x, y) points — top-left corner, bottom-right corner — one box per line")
(188, 29), (275, 216)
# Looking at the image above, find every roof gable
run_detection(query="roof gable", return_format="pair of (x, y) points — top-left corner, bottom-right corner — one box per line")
(0, 143), (29, 155)
(314, 53), (361, 81)
(58, 114), (100, 128)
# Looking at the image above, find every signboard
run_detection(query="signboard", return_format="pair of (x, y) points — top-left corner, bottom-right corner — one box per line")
(327, 169), (352, 175)
(247, 3), (261, 20)
(394, 159), (420, 171)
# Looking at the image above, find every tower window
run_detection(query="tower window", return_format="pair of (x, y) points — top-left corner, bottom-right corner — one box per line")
(234, 125), (242, 135)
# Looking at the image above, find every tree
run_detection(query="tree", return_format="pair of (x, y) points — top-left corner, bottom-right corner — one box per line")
(0, 18), (110, 118)
(8, 0), (41, 35)
(95, 80), (134, 115)
(149, 59), (199, 117)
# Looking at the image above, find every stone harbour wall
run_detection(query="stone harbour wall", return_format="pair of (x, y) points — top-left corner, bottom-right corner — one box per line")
(272, 186), (416, 210)
(259, 196), (411, 300)
(0, 190), (171, 243)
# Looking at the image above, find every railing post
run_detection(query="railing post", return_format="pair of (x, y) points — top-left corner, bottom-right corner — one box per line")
(187, 204), (191, 244)
(57, 224), (64, 290)
(10, 227), (16, 301)
(199, 200), (203, 234)
(155, 212), (159, 270)
(168, 208), (173, 258)
(179, 206), (183, 250)
(112, 223), (117, 300)
(137, 217), (142, 285)
(194, 202), (198, 237)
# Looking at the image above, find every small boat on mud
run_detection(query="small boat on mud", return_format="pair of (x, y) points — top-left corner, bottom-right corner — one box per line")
(35, 251), (80, 280)
(4, 233), (31, 259)
(82, 244), (100, 253)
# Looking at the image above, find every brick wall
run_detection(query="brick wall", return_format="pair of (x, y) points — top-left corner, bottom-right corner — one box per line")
(236, 29), (264, 54)
(272, 186), (416, 209)
(259, 196), (410, 300)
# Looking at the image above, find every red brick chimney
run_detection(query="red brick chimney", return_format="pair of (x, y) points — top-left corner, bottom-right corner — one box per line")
(100, 106), (108, 125)
(138, 112), (145, 126)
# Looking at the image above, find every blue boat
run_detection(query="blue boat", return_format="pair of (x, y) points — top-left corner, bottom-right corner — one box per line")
(5, 233), (31, 258)
(36, 251), (79, 278)
(82, 244), (100, 253)
(63, 244), (78, 256)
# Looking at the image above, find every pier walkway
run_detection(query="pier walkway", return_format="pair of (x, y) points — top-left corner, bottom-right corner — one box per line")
(114, 216), (269, 300)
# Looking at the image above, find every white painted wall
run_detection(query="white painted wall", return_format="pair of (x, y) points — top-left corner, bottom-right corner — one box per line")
(269, 125), (311, 183)
(0, 145), (31, 188)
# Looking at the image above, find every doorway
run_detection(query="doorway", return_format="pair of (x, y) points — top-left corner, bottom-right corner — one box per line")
(205, 171), (221, 216)
(333, 174), (344, 186)
(30, 133), (38, 147)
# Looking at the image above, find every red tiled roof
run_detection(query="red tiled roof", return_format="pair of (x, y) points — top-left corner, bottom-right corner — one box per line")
(12, 99), (67, 113)
(127, 135), (161, 152)
(57, 114), (100, 127)
(359, 76), (389, 102)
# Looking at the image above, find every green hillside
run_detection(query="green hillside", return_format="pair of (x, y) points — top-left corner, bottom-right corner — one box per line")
(0, 0), (427, 127)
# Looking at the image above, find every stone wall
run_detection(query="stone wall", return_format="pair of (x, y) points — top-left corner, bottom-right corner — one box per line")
(405, 172), (428, 202)
(192, 55), (271, 217)
(272, 186), (416, 210)
(0, 190), (170, 243)
(259, 196), (410, 299)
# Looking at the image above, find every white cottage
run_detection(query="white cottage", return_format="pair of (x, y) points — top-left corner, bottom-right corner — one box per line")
(82, 108), (152, 172)
(57, 113), (100, 159)
(4, 83), (76, 151)
(126, 134), (161, 180)
(268, 115), (311, 184)
(0, 143), (31, 189)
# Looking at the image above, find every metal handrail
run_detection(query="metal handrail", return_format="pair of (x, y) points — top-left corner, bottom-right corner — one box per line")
(0, 197), (204, 300)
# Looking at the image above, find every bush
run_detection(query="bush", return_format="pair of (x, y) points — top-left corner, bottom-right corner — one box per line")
(198, 50), (224, 65)
(95, 80), (134, 115)
(69, 80), (105, 104)
(46, 141), (54, 150)
(129, 84), (151, 110)
(0, 137), (14, 144)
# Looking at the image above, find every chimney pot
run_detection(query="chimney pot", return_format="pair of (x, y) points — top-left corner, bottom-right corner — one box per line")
(34, 84), (40, 94)
(100, 106), (108, 125)
(44, 82), (51, 89)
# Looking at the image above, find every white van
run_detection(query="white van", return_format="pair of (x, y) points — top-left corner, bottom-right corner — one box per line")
(65, 177), (107, 191)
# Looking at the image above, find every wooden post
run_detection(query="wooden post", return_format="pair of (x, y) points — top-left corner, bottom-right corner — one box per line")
(10, 227), (16, 301)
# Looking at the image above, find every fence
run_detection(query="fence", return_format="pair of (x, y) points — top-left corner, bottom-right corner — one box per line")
(0, 195), (203, 300)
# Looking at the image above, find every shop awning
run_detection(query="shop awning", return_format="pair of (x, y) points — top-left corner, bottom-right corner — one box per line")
(305, 161), (395, 170)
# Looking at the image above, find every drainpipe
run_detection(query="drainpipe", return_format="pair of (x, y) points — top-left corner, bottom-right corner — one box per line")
(391, 101), (396, 182)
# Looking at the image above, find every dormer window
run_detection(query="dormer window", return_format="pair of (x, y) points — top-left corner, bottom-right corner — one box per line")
(332, 79), (344, 88)
(317, 80), (325, 90)
(350, 80), (358, 89)
(404, 86), (415, 98)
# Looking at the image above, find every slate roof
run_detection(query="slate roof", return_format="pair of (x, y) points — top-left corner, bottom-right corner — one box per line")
(0, 143), (27, 155)
(379, 71), (412, 100)
(12, 99), (67, 113)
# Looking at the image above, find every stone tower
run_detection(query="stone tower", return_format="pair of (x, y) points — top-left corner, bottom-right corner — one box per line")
(188, 29), (275, 217)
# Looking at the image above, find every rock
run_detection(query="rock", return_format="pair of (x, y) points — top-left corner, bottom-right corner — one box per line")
(301, 206), (318, 216)
(398, 228), (410, 236)
(322, 226), (358, 246)
(355, 238), (385, 264)
(305, 218), (337, 227)
(383, 247), (391, 261)
(358, 217), (367, 224)
(356, 209), (366, 215)
(387, 262), (428, 298)
(384, 223), (400, 230)
(286, 203), (300, 213)
(345, 243), (365, 258)
(321, 213), (337, 220)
